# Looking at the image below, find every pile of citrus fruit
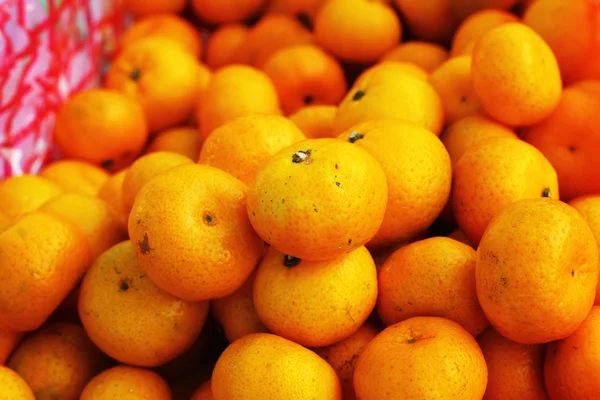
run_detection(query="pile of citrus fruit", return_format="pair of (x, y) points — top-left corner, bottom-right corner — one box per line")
(1, 0), (600, 399)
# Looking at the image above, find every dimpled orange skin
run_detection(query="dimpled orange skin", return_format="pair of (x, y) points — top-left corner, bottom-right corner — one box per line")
(382, 41), (449, 73)
(522, 81), (600, 201)
(247, 138), (388, 261)
(353, 61), (430, 84)
(206, 24), (249, 70)
(80, 365), (172, 400)
(8, 322), (108, 400)
(146, 127), (203, 161)
(316, 323), (380, 400)
(97, 169), (129, 227)
(471, 23), (562, 127)
(262, 45), (347, 115)
(197, 65), (281, 139)
(41, 193), (127, 259)
(253, 246), (378, 347)
(452, 137), (559, 246)
(441, 115), (517, 167)
(0, 366), (35, 399)
(477, 199), (599, 344)
(106, 37), (201, 133)
(394, 0), (460, 45)
(190, 379), (214, 400)
(478, 327), (548, 400)
(0, 331), (22, 365)
(0, 212), (11, 233)
(212, 333), (342, 400)
(451, 9), (519, 57)
(0, 175), (63, 220)
(79, 241), (210, 367)
(123, 0), (185, 18)
(129, 164), (264, 301)
(314, 0), (401, 63)
(339, 120), (451, 247)
(191, 0), (267, 24)
(122, 151), (193, 214)
(39, 160), (110, 196)
(289, 105), (337, 139)
(0, 212), (92, 332)
(53, 89), (149, 171)
(354, 316), (488, 400)
(377, 237), (489, 337)
(544, 306), (600, 399)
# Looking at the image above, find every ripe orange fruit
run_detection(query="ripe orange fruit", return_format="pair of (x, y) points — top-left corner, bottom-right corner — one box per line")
(0, 175), (62, 220)
(471, 23), (562, 126)
(80, 365), (172, 400)
(8, 322), (108, 400)
(394, 0), (460, 45)
(254, 246), (378, 347)
(0, 212), (11, 233)
(271, 0), (328, 22)
(381, 41), (449, 73)
(451, 9), (519, 57)
(129, 164), (264, 301)
(120, 14), (202, 58)
(191, 0), (267, 24)
(146, 127), (203, 161)
(247, 138), (388, 261)
(478, 327), (548, 400)
(97, 169), (129, 226)
(0, 212), (91, 332)
(123, 0), (185, 18)
(212, 333), (342, 400)
(0, 331), (22, 365)
(54, 89), (148, 171)
(448, 229), (474, 247)
(477, 198), (599, 344)
(452, 137), (559, 245)
(197, 65), (281, 139)
(198, 114), (306, 185)
(205, 24), (250, 70)
(353, 60), (429, 84)
(315, 0), (401, 63)
(377, 237), (489, 337)
(106, 37), (201, 133)
(262, 45), (347, 115)
(288, 105), (337, 139)
(522, 80), (600, 201)
(0, 365), (35, 399)
(450, 0), (520, 20)
(190, 379), (214, 400)
(316, 322), (380, 400)
(338, 120), (451, 247)
(39, 160), (110, 196)
(544, 306), (600, 399)
(354, 316), (488, 400)
(79, 241), (210, 367)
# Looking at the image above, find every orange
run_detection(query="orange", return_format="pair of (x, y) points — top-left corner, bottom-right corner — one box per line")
(80, 365), (172, 400)
(447, 228), (474, 247)
(288, 105), (337, 139)
(120, 14), (202, 58)
(471, 23), (562, 127)
(190, 379), (214, 400)
(544, 306), (600, 399)
(205, 24), (250, 70)
(121, 151), (193, 214)
(54, 89), (148, 171)
(478, 327), (548, 400)
(8, 322), (108, 400)
(212, 273), (269, 343)
(314, 0), (401, 63)
(106, 37), (201, 133)
(39, 160), (110, 196)
(338, 120), (451, 247)
(197, 65), (281, 139)
(146, 127), (203, 161)
(212, 333), (342, 400)
(0, 331), (22, 365)
(477, 198), (599, 344)
(0, 175), (62, 220)
(0, 212), (91, 332)
(0, 365), (35, 399)
(316, 322), (380, 400)
(352, 61), (429, 84)
(254, 246), (378, 347)
(452, 137), (559, 245)
(123, 0), (185, 18)
(522, 80), (600, 201)
(191, 0), (267, 24)
(377, 237), (489, 337)
(40, 193), (127, 259)
(261, 45), (347, 115)
(197, 63), (212, 95)
(450, 0), (520, 20)
(451, 9), (520, 57)
(381, 41), (449, 73)
(129, 164), (264, 301)
(394, 0), (460, 45)
(441, 115), (517, 167)
(198, 114), (306, 185)
(79, 241), (210, 367)
(0, 212), (11, 233)
(97, 169), (129, 226)
(354, 316), (488, 400)
(272, 0), (328, 23)
(247, 138), (388, 261)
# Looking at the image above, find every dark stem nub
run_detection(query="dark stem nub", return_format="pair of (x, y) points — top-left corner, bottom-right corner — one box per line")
(303, 95), (315, 105)
(129, 68), (142, 81)
(296, 12), (313, 30)
(292, 149), (312, 164)
(119, 280), (130, 292)
(542, 187), (552, 198)
(407, 338), (417, 344)
(349, 132), (364, 143)
(283, 255), (301, 268)
(352, 89), (366, 101)
(203, 211), (216, 226)
(100, 159), (114, 169)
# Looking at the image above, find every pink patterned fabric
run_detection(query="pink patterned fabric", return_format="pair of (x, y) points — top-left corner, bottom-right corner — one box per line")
(0, 0), (124, 178)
